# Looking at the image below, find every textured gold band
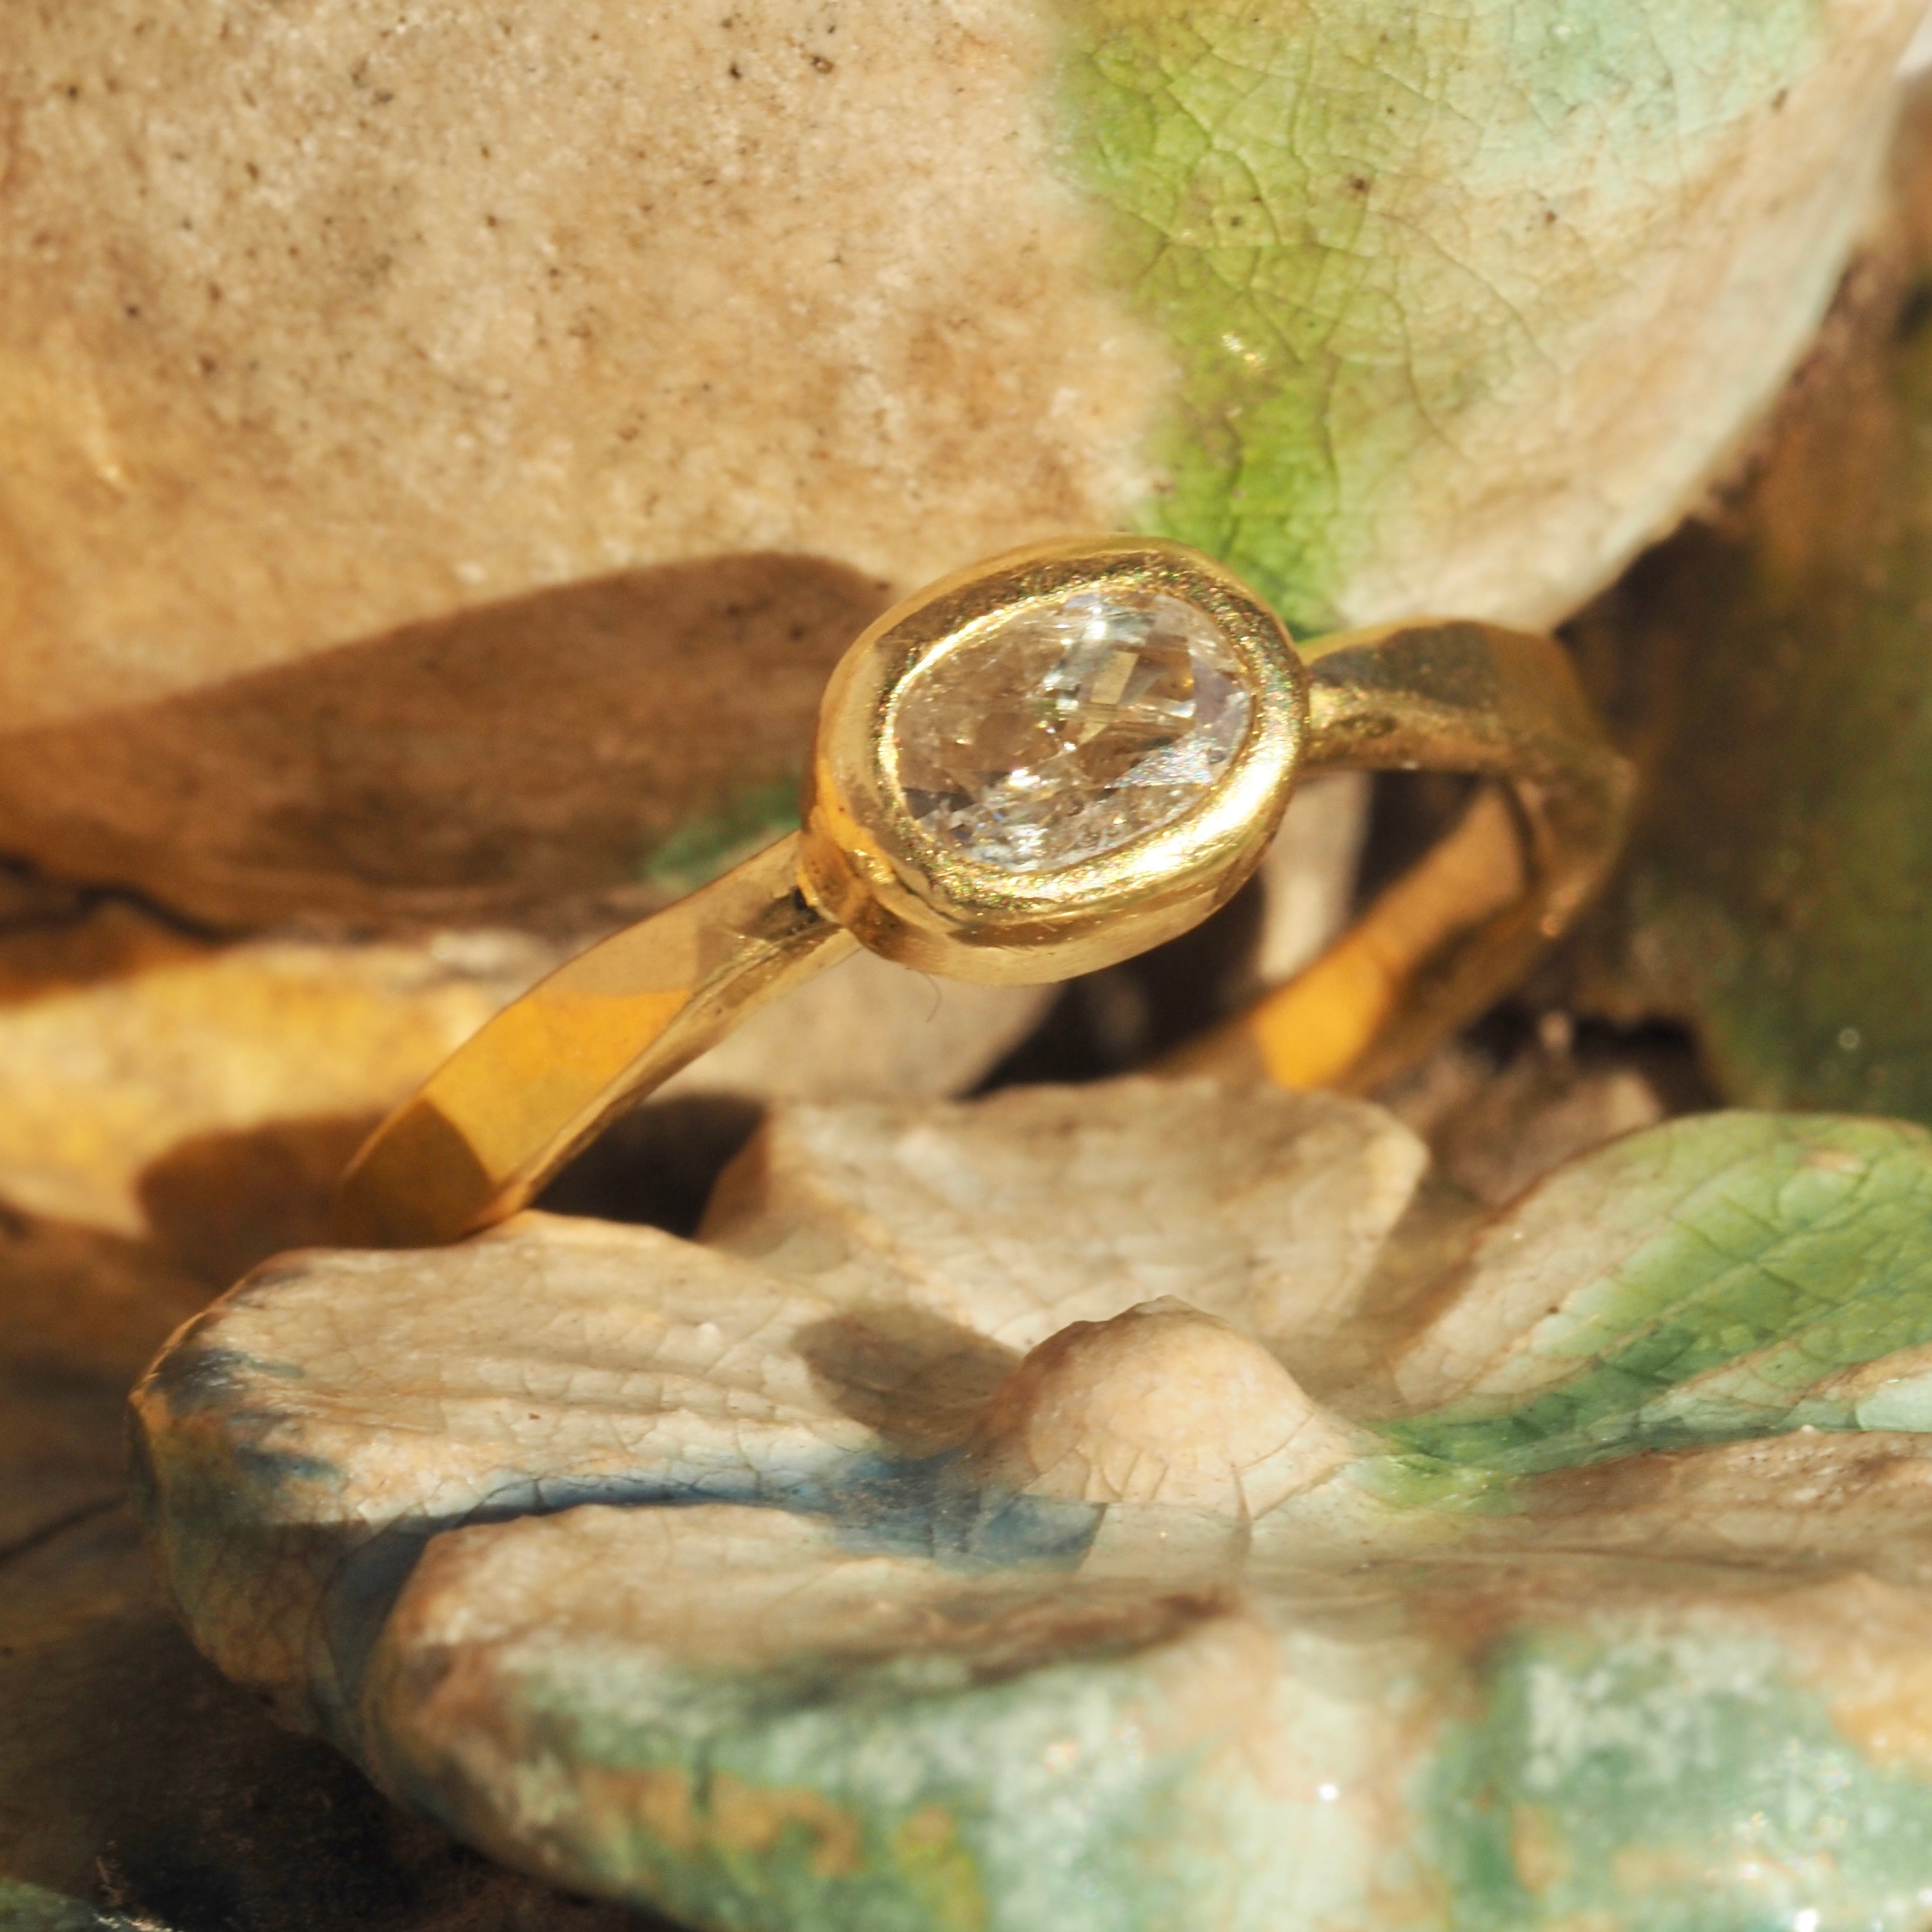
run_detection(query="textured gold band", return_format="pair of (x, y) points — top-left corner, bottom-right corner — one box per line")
(334, 545), (1631, 1250)
(1174, 619), (1637, 1096)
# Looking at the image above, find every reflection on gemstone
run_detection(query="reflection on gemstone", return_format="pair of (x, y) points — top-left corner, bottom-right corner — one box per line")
(890, 588), (1253, 871)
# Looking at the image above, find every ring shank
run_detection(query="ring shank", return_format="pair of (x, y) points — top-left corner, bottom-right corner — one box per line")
(335, 618), (1630, 1249)
(332, 835), (856, 1247)
(1176, 619), (1634, 1091)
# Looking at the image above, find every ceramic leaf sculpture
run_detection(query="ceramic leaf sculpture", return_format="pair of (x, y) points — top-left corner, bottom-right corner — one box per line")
(134, 1081), (1932, 1931)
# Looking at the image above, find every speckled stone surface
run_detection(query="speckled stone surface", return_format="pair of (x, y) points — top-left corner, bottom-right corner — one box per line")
(1, 2), (1923, 928)
(134, 1080), (1932, 1930)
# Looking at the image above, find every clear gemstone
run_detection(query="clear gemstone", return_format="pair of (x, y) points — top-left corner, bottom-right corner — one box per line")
(891, 587), (1253, 872)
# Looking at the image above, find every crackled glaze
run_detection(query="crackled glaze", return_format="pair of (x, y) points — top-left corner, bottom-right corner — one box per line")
(134, 1084), (1932, 1930)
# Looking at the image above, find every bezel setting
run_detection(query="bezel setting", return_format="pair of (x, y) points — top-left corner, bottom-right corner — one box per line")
(798, 537), (1310, 984)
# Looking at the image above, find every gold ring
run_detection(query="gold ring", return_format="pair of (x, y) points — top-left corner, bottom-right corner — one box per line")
(334, 537), (1634, 1249)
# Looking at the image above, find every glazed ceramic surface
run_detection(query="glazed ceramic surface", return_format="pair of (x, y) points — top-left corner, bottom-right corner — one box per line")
(134, 1080), (1932, 1931)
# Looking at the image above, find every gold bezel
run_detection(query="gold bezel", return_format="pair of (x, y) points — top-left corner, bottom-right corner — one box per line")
(797, 536), (1309, 984)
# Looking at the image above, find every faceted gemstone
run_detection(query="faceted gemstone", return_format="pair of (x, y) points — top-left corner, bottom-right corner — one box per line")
(890, 588), (1253, 872)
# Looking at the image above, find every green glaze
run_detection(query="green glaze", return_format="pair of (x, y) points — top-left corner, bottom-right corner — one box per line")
(364, 1534), (1454, 1932)
(640, 777), (802, 897)
(451, 1645), (1196, 1932)
(0, 1883), (144, 1932)
(1578, 96), (1932, 1122)
(1385, 1114), (1932, 1477)
(1060, 0), (1830, 633)
(1424, 1620), (1932, 1932)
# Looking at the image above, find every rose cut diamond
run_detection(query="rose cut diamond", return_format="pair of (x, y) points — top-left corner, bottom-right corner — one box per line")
(890, 587), (1253, 872)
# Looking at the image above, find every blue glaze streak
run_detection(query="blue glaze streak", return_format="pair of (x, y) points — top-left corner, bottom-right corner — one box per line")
(301, 1451), (1099, 1748)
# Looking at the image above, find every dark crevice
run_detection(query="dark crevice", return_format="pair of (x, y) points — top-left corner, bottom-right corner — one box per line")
(0, 850), (233, 945)
(0, 1493), (121, 1574)
(1893, 275), (1932, 342)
